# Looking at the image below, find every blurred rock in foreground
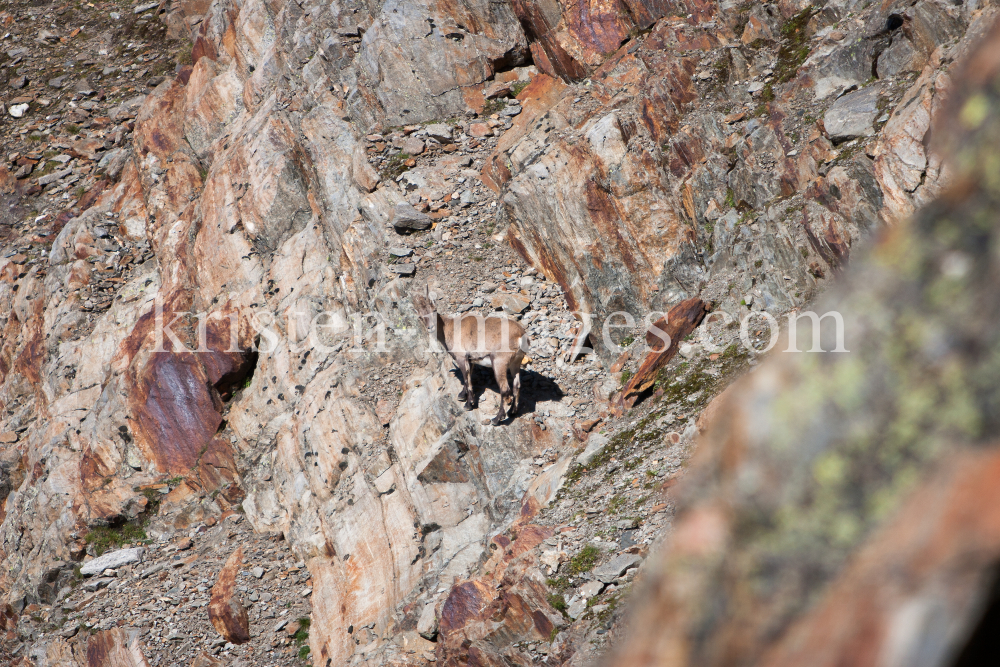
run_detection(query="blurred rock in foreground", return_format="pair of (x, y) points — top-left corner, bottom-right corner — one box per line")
(613, 15), (1000, 667)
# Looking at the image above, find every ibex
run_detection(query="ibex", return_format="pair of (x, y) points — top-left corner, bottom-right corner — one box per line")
(412, 286), (529, 425)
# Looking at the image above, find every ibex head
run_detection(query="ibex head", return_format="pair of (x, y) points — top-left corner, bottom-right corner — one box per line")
(412, 285), (438, 332)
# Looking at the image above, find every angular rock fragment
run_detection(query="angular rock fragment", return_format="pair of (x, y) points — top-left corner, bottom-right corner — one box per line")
(352, 148), (380, 192)
(824, 87), (879, 142)
(424, 123), (453, 142)
(208, 546), (250, 644)
(391, 202), (433, 231)
(491, 292), (530, 313)
(417, 602), (438, 640)
(389, 263), (416, 276)
(80, 547), (146, 576)
(593, 554), (642, 584)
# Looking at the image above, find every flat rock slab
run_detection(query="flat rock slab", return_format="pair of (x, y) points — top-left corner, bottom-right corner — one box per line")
(80, 547), (146, 576)
(389, 263), (416, 276)
(84, 576), (115, 592)
(593, 553), (642, 584)
(389, 247), (413, 257)
(392, 203), (432, 231)
(491, 292), (530, 314)
(824, 86), (879, 142)
(580, 580), (604, 598)
(424, 123), (453, 142)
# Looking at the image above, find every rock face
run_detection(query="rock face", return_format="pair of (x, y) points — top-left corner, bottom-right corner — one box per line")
(0, 0), (996, 665)
(208, 547), (251, 644)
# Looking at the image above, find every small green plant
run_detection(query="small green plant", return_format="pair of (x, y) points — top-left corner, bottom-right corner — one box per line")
(547, 593), (568, 615)
(482, 98), (505, 116)
(620, 370), (633, 386)
(65, 124), (80, 135)
(568, 545), (601, 574)
(608, 495), (626, 514)
(620, 336), (635, 347)
(510, 80), (530, 97)
(546, 577), (571, 592)
(774, 5), (818, 84)
(84, 522), (149, 556)
(380, 151), (412, 181)
(724, 188), (736, 209)
(298, 645), (311, 660)
(292, 617), (310, 644)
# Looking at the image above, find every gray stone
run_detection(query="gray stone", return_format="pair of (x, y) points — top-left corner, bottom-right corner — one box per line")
(424, 123), (453, 142)
(251, 566), (264, 579)
(391, 203), (433, 231)
(620, 529), (639, 549)
(389, 263), (416, 276)
(74, 80), (95, 96)
(500, 104), (522, 117)
(48, 76), (67, 89)
(8, 103), (28, 118)
(80, 547), (146, 576)
(823, 87), (879, 142)
(811, 41), (877, 99)
(576, 434), (609, 467)
(134, 2), (160, 14)
(593, 554), (642, 584)
(38, 168), (73, 186)
(402, 137), (425, 156)
(567, 597), (587, 619)
(877, 37), (921, 79)
(616, 518), (638, 530)
(83, 577), (115, 592)
(579, 580), (604, 598)
(10, 75), (28, 90)
(417, 602), (438, 640)
(389, 247), (413, 257)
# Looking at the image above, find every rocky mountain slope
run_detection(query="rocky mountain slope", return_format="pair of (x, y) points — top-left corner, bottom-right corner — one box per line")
(0, 0), (995, 665)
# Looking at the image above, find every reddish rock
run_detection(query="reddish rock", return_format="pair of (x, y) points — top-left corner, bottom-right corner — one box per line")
(615, 298), (711, 412)
(352, 147), (379, 192)
(189, 652), (224, 667)
(209, 546), (250, 644)
(86, 628), (152, 667)
(468, 123), (492, 137)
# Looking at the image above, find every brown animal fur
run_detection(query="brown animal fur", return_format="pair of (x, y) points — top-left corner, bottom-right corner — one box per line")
(413, 287), (528, 425)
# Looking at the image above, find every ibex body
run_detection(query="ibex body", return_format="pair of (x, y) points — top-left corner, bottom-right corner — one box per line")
(413, 288), (528, 425)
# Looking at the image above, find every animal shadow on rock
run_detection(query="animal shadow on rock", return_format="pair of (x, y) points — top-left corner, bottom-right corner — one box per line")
(451, 366), (566, 424)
